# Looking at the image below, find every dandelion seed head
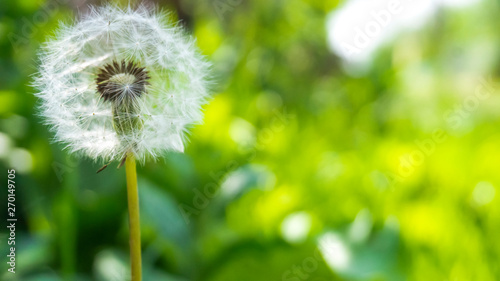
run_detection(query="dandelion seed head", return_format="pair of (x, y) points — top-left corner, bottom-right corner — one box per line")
(33, 5), (211, 163)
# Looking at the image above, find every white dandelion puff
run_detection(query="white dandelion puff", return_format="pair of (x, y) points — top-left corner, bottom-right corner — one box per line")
(33, 5), (211, 163)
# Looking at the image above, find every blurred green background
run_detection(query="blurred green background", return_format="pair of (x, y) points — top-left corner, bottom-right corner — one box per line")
(1, 0), (500, 280)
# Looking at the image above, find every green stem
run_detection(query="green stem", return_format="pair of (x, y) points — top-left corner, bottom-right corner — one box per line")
(126, 152), (142, 281)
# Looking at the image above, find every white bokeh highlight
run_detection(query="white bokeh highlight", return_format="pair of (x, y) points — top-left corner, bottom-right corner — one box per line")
(281, 212), (312, 244)
(326, 0), (482, 67)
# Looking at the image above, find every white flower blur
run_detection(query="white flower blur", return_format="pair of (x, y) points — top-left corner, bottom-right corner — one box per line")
(34, 5), (211, 163)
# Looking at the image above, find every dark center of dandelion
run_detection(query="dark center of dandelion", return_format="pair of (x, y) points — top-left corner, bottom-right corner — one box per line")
(95, 60), (150, 153)
(96, 60), (150, 102)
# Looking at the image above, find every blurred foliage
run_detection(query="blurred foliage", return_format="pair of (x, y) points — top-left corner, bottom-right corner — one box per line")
(1, 0), (500, 280)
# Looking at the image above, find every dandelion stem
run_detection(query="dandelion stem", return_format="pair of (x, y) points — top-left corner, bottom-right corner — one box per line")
(125, 152), (142, 281)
